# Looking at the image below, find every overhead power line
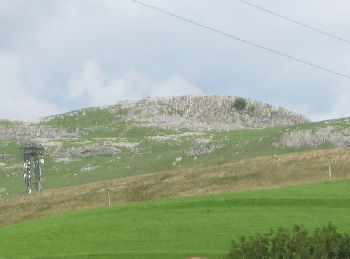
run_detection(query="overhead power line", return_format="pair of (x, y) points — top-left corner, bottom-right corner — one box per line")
(132, 0), (350, 80)
(132, 0), (350, 79)
(237, 0), (350, 45)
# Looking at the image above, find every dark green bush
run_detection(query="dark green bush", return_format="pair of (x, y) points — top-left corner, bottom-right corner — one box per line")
(247, 104), (255, 114)
(224, 223), (350, 259)
(233, 98), (247, 111)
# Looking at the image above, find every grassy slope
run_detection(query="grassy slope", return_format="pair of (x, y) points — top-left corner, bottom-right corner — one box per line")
(1, 180), (350, 259)
(1, 110), (348, 197)
(1, 147), (350, 227)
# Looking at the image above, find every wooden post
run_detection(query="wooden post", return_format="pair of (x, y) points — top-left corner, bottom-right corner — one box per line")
(328, 163), (332, 182)
(107, 191), (111, 206)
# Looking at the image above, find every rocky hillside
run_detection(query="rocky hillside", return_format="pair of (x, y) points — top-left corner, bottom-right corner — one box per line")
(102, 95), (308, 130)
(44, 95), (309, 131)
(3, 95), (350, 198)
(275, 119), (350, 148)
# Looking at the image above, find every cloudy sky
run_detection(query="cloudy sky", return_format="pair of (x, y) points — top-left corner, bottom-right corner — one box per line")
(1, 0), (349, 121)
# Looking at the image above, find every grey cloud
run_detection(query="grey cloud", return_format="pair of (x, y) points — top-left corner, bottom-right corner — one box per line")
(68, 61), (202, 107)
(0, 53), (58, 120)
(0, 0), (349, 120)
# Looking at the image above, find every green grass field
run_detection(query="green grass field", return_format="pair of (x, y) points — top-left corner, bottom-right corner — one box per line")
(1, 180), (350, 259)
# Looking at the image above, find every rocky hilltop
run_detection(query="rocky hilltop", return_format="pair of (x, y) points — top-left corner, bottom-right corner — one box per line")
(0, 95), (310, 159)
(109, 95), (309, 130)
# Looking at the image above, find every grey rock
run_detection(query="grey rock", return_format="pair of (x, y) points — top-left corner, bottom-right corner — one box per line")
(110, 95), (309, 131)
(148, 132), (205, 142)
(53, 145), (120, 158)
(0, 125), (78, 140)
(186, 144), (221, 157)
(276, 126), (350, 148)
(80, 164), (98, 173)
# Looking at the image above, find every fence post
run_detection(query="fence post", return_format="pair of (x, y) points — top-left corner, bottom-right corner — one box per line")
(107, 191), (111, 206)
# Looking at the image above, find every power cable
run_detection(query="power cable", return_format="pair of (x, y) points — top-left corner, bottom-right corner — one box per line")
(237, 0), (350, 45)
(132, 0), (350, 80)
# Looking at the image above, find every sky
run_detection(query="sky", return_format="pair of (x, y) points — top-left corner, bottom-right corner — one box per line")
(0, 0), (349, 121)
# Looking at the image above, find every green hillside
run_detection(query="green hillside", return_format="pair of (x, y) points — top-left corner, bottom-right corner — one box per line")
(1, 180), (350, 259)
(0, 95), (349, 201)
(1, 110), (349, 197)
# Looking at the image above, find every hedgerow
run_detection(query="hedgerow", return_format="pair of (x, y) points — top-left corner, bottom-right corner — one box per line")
(224, 223), (350, 259)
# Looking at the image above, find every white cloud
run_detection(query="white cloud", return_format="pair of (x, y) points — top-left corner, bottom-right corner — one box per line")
(310, 90), (350, 122)
(68, 61), (202, 106)
(0, 54), (58, 121)
(1, 1), (350, 120)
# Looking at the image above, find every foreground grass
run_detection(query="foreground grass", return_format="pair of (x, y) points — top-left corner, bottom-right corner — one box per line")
(1, 180), (350, 259)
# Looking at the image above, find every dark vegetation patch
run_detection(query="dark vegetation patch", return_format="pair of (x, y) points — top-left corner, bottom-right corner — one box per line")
(224, 223), (350, 259)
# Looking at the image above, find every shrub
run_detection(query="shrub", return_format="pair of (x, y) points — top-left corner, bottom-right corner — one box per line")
(224, 223), (350, 259)
(247, 104), (255, 114)
(233, 98), (247, 111)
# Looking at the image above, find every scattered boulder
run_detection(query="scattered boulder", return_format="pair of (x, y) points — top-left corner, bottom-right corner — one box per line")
(148, 132), (205, 142)
(175, 157), (183, 162)
(195, 138), (211, 144)
(80, 164), (98, 173)
(110, 142), (138, 148)
(186, 144), (221, 157)
(0, 125), (78, 140)
(53, 145), (120, 158)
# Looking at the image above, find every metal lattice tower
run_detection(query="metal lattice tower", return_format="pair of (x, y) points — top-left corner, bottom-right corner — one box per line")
(19, 141), (44, 194)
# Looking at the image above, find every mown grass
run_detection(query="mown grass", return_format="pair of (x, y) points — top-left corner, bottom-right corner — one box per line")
(1, 180), (350, 259)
